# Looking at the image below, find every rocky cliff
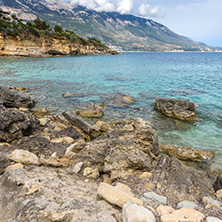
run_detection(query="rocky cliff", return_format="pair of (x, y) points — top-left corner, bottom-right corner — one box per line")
(0, 33), (117, 57)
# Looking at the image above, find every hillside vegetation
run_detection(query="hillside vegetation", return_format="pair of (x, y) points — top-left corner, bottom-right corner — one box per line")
(0, 9), (107, 50)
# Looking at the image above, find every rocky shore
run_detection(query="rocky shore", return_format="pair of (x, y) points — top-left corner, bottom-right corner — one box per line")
(0, 33), (118, 57)
(0, 86), (222, 222)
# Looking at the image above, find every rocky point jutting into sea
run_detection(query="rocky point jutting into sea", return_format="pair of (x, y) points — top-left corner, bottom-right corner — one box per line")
(0, 86), (222, 222)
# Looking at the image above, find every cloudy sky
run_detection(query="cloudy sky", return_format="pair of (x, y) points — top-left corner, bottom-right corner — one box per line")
(66, 0), (222, 47)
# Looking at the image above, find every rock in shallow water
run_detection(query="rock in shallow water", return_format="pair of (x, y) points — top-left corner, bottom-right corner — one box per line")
(160, 144), (214, 162)
(0, 105), (39, 142)
(0, 86), (34, 108)
(154, 98), (198, 120)
(79, 103), (104, 118)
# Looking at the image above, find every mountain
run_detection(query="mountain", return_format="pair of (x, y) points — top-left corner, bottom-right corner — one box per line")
(0, 0), (219, 51)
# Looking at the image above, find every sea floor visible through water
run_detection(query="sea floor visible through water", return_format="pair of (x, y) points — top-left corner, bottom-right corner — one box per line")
(0, 52), (222, 170)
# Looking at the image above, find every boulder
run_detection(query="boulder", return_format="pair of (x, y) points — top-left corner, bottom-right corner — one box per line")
(0, 105), (39, 142)
(75, 118), (159, 179)
(7, 149), (40, 165)
(160, 144), (214, 162)
(154, 98), (198, 120)
(0, 86), (34, 108)
(122, 201), (156, 222)
(151, 155), (215, 202)
(79, 103), (104, 118)
(97, 182), (143, 207)
(161, 208), (204, 222)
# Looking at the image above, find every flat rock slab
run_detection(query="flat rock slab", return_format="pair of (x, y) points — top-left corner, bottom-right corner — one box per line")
(160, 144), (214, 162)
(154, 98), (198, 120)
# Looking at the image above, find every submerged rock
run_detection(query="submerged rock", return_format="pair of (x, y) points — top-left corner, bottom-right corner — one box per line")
(102, 92), (135, 107)
(154, 98), (198, 120)
(0, 86), (34, 108)
(79, 103), (104, 118)
(160, 144), (215, 162)
(0, 105), (39, 142)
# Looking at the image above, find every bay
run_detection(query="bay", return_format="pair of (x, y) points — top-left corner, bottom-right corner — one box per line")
(0, 52), (222, 169)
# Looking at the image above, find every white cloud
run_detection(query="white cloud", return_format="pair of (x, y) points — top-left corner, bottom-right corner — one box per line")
(117, 0), (134, 14)
(138, 3), (159, 17)
(70, 0), (115, 12)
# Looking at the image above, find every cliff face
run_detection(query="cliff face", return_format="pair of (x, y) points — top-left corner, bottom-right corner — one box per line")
(0, 33), (117, 57)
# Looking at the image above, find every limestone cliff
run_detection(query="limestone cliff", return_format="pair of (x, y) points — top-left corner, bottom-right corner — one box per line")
(0, 33), (117, 57)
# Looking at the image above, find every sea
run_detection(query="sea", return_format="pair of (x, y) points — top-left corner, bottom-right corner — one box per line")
(0, 52), (222, 170)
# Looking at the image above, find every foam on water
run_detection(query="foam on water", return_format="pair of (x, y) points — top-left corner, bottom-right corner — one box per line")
(0, 52), (222, 169)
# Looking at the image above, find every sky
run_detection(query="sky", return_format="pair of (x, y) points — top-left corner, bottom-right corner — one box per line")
(65, 0), (222, 47)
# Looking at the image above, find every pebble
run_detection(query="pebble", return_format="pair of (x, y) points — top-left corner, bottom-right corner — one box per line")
(73, 162), (83, 173)
(216, 189), (222, 199)
(83, 167), (100, 179)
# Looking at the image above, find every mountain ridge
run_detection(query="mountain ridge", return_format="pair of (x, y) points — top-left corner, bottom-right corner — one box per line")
(0, 0), (220, 51)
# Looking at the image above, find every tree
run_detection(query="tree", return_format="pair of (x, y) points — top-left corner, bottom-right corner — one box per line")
(54, 25), (63, 34)
(33, 16), (49, 30)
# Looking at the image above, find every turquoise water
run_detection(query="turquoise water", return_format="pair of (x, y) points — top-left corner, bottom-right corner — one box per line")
(0, 52), (222, 169)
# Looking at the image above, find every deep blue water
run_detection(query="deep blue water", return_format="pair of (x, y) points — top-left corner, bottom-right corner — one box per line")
(0, 52), (222, 169)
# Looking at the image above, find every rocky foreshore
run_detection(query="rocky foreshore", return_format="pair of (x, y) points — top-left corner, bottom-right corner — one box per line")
(0, 86), (222, 222)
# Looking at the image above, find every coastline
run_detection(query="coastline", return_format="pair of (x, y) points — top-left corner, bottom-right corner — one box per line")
(0, 85), (222, 221)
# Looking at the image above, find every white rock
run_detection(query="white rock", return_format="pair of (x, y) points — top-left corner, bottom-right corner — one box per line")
(73, 162), (83, 173)
(123, 201), (156, 222)
(7, 149), (40, 165)
(177, 201), (198, 209)
(202, 196), (222, 209)
(144, 192), (167, 205)
(206, 217), (222, 222)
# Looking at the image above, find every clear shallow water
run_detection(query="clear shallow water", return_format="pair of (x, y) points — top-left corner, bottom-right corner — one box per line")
(0, 52), (222, 169)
